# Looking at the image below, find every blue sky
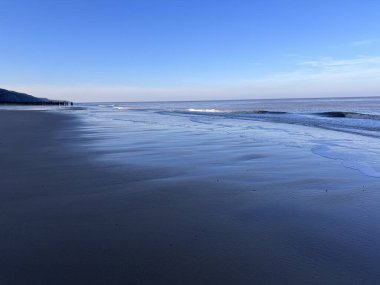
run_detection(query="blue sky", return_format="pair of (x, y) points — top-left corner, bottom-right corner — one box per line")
(1, 0), (380, 102)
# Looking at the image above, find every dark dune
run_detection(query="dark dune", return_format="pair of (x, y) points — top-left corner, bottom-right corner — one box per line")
(0, 88), (71, 105)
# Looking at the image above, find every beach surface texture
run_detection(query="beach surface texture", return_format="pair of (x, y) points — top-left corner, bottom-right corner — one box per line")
(1, 100), (380, 284)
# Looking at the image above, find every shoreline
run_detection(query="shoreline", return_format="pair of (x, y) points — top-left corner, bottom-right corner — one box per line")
(1, 109), (380, 285)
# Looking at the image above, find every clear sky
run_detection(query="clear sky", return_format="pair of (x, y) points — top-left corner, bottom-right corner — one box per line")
(1, 0), (380, 102)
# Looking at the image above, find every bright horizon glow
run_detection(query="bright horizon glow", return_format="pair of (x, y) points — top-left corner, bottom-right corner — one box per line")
(1, 0), (380, 102)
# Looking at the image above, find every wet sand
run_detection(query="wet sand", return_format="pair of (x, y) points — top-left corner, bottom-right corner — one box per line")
(1, 110), (380, 285)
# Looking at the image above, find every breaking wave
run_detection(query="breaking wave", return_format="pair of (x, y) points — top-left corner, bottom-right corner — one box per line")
(315, 111), (380, 120)
(188, 108), (229, 113)
(106, 103), (380, 138)
(174, 109), (380, 138)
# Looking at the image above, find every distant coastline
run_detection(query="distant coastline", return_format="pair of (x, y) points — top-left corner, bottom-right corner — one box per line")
(0, 87), (72, 105)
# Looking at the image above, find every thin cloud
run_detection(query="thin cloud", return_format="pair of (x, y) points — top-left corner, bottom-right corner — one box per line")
(298, 56), (380, 68)
(328, 39), (379, 49)
(351, 39), (379, 47)
(236, 55), (380, 97)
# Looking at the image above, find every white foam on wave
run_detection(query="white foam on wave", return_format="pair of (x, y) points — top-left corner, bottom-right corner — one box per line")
(113, 106), (130, 110)
(188, 108), (227, 113)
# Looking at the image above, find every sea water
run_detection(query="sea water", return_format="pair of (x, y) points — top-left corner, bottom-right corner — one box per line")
(55, 97), (380, 178)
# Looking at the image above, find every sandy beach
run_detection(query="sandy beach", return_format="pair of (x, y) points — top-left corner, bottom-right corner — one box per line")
(1, 109), (380, 285)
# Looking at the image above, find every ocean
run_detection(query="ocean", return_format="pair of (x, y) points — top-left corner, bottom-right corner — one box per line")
(63, 97), (380, 178)
(3, 97), (380, 178)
